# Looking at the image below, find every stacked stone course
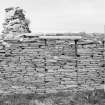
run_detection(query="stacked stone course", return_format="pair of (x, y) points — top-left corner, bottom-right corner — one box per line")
(0, 33), (104, 94)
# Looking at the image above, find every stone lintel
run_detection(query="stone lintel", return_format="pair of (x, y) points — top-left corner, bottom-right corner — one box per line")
(39, 35), (82, 40)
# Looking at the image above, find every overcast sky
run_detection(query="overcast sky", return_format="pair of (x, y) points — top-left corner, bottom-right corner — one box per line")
(0, 0), (105, 33)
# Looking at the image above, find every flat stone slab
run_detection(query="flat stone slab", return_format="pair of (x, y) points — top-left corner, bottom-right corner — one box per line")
(39, 35), (82, 40)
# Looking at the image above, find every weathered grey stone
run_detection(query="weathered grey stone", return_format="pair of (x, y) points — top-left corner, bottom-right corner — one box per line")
(0, 33), (104, 94)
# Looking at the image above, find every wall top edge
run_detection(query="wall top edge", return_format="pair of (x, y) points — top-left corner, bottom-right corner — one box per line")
(0, 33), (104, 42)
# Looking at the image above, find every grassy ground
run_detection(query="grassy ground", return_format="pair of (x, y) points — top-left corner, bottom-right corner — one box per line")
(0, 89), (104, 105)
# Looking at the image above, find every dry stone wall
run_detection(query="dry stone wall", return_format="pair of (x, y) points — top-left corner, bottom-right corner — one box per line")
(0, 34), (104, 94)
(77, 41), (104, 88)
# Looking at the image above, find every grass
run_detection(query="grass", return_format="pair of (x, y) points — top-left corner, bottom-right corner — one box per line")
(0, 89), (104, 105)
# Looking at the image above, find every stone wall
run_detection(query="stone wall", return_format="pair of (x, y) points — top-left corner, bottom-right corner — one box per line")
(0, 34), (104, 94)
(78, 41), (104, 88)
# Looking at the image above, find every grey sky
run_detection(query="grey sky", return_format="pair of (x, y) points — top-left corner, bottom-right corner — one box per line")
(0, 0), (105, 33)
